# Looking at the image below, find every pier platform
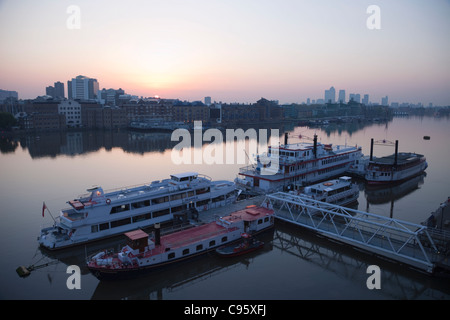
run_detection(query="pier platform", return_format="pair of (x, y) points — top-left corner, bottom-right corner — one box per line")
(264, 192), (450, 274)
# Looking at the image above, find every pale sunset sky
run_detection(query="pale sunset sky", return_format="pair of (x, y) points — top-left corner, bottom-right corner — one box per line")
(0, 0), (449, 105)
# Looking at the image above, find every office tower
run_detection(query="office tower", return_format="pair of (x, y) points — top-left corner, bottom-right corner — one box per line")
(381, 96), (388, 106)
(204, 96), (212, 106)
(54, 81), (65, 99)
(46, 86), (55, 97)
(338, 90), (345, 103)
(362, 94), (369, 105)
(324, 86), (335, 103)
(67, 75), (99, 100)
(349, 93), (361, 103)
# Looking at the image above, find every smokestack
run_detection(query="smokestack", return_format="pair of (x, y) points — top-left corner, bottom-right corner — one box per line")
(154, 223), (161, 246)
(394, 140), (398, 167)
(370, 138), (374, 161)
(284, 132), (288, 146)
(313, 134), (317, 158)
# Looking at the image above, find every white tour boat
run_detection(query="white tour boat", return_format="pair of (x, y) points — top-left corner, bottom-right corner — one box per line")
(87, 205), (274, 279)
(38, 172), (237, 250)
(236, 134), (363, 193)
(292, 176), (359, 206)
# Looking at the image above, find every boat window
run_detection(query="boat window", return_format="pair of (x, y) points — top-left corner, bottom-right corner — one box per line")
(212, 195), (225, 203)
(171, 205), (187, 213)
(195, 187), (210, 195)
(99, 223), (109, 231)
(91, 225), (99, 233)
(131, 200), (150, 209)
(153, 208), (170, 218)
(110, 217), (131, 228)
(209, 240), (216, 247)
(182, 248), (190, 255)
(132, 213), (151, 223)
(170, 193), (186, 201)
(221, 236), (228, 242)
(152, 196), (169, 205)
(168, 252), (175, 259)
(257, 219), (263, 225)
(196, 244), (203, 251)
(110, 204), (130, 214)
(196, 199), (210, 207)
(264, 217), (269, 223)
(187, 191), (194, 197)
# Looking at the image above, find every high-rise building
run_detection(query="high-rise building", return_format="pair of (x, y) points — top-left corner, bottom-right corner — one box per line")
(67, 75), (99, 100)
(324, 86), (335, 103)
(46, 86), (55, 97)
(204, 96), (212, 106)
(338, 90), (345, 103)
(349, 93), (361, 103)
(381, 96), (389, 106)
(362, 94), (369, 105)
(54, 81), (65, 99)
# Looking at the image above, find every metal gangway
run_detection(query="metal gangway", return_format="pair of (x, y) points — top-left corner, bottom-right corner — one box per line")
(264, 192), (449, 274)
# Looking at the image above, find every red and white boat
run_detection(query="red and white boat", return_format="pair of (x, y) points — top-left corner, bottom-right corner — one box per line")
(87, 205), (274, 279)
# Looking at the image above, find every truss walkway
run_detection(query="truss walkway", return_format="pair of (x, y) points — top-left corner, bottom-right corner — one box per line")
(264, 192), (450, 274)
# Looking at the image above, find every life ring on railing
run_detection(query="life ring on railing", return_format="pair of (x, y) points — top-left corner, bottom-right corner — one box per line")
(106, 198), (111, 205)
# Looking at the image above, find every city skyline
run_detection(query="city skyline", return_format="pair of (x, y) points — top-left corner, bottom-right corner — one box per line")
(1, 1), (449, 105)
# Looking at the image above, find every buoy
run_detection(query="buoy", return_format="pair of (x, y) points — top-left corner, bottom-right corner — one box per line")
(16, 266), (31, 278)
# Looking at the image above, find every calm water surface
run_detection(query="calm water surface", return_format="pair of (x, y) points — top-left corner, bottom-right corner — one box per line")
(1, 116), (449, 300)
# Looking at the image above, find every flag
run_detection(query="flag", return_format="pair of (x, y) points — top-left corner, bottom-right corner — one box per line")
(42, 202), (47, 217)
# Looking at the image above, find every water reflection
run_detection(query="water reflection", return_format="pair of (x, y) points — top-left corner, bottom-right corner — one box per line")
(2, 118), (394, 159)
(273, 222), (450, 300)
(90, 230), (275, 300)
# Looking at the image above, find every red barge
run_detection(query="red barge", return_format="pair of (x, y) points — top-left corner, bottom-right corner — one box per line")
(87, 205), (274, 279)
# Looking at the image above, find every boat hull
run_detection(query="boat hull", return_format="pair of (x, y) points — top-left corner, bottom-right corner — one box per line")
(215, 240), (264, 257)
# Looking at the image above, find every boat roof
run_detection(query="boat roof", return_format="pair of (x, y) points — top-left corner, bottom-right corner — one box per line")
(170, 172), (198, 179)
(125, 229), (148, 241)
(300, 176), (352, 190)
(371, 153), (423, 165)
(221, 206), (273, 223)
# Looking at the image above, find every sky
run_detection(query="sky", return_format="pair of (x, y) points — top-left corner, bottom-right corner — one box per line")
(0, 0), (449, 105)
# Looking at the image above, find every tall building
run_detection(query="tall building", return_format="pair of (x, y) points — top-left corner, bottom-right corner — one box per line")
(46, 86), (55, 97)
(324, 86), (335, 103)
(338, 90), (345, 103)
(54, 81), (65, 99)
(349, 93), (361, 103)
(204, 96), (212, 106)
(362, 94), (369, 105)
(381, 96), (389, 106)
(67, 75), (99, 100)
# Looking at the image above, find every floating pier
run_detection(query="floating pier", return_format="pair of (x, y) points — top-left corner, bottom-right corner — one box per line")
(264, 192), (450, 274)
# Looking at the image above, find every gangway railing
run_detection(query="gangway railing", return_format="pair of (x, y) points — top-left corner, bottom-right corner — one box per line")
(264, 192), (445, 273)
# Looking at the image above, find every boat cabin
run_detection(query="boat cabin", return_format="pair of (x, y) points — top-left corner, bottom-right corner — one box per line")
(170, 172), (198, 183)
(125, 229), (149, 253)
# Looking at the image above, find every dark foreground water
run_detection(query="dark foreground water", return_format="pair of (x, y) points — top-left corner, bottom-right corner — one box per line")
(1, 116), (449, 300)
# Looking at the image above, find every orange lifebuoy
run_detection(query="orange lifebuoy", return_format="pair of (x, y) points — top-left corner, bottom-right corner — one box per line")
(106, 198), (111, 205)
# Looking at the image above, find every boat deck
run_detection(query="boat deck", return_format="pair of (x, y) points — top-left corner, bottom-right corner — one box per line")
(162, 221), (232, 249)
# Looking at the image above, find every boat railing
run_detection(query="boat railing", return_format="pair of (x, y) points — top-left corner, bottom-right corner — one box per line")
(78, 180), (168, 200)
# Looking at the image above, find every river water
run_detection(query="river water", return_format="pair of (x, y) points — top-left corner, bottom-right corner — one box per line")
(1, 115), (449, 300)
